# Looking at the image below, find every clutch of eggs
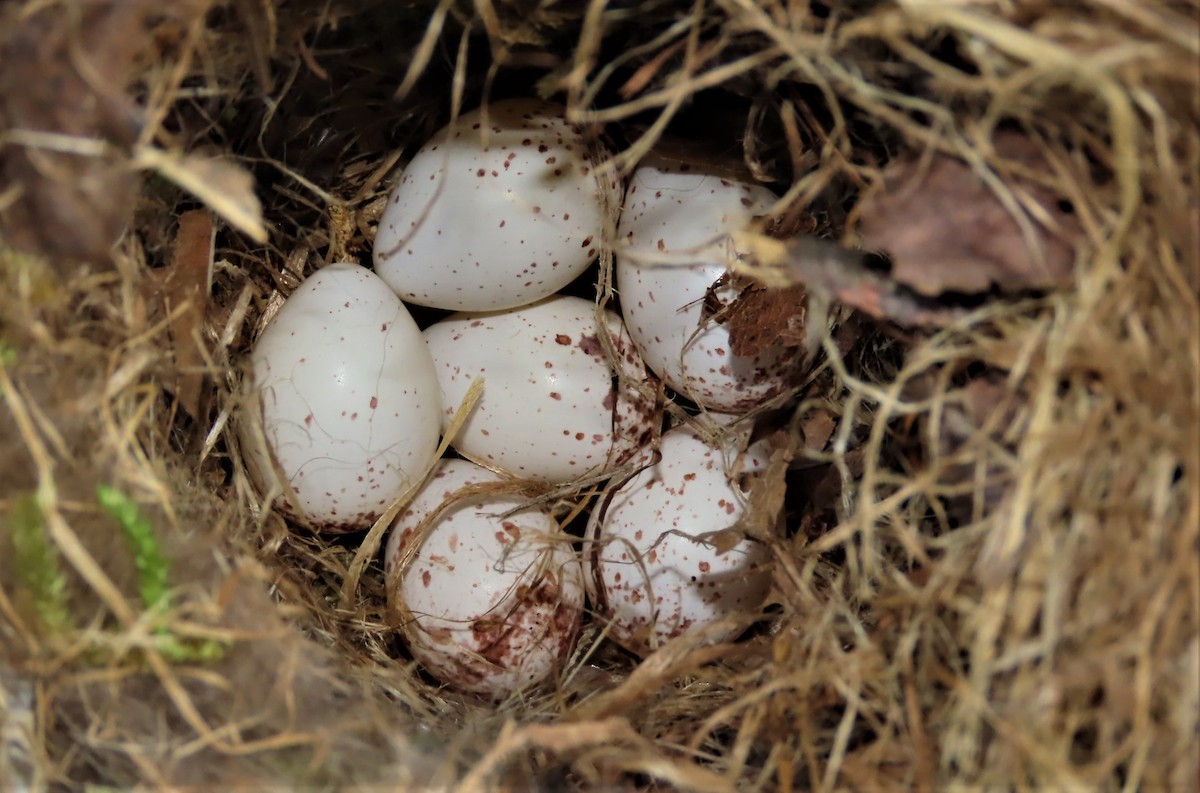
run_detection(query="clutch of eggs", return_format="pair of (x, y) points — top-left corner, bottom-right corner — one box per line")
(384, 458), (585, 699)
(239, 100), (804, 685)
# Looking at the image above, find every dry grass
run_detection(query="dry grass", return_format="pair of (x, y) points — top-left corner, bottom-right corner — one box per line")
(2, 0), (1198, 790)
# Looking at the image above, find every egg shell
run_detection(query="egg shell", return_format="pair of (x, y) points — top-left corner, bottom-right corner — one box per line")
(374, 98), (611, 311)
(585, 423), (773, 656)
(384, 458), (585, 699)
(422, 294), (657, 483)
(240, 263), (442, 533)
(617, 161), (791, 412)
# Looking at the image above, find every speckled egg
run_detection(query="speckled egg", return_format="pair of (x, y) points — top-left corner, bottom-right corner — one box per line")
(617, 160), (792, 412)
(240, 263), (442, 533)
(374, 98), (612, 311)
(422, 294), (657, 482)
(585, 423), (773, 656)
(384, 458), (585, 699)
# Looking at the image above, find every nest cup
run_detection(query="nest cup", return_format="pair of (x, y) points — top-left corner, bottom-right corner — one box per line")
(1, 1), (1198, 790)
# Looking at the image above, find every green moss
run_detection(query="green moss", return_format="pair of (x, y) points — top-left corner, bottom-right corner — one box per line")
(0, 241), (63, 308)
(97, 485), (170, 612)
(6, 492), (72, 635)
(96, 485), (227, 663)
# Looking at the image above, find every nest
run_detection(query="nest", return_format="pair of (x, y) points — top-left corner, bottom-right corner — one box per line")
(1, 0), (1197, 789)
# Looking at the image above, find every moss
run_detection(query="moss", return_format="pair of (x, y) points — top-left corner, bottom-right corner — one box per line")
(6, 492), (72, 636)
(97, 486), (226, 663)
(97, 485), (170, 612)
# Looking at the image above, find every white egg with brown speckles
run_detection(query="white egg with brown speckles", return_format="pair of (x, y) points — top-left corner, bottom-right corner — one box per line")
(422, 294), (657, 482)
(240, 263), (442, 533)
(585, 423), (772, 656)
(384, 458), (584, 699)
(617, 160), (792, 412)
(374, 98), (612, 311)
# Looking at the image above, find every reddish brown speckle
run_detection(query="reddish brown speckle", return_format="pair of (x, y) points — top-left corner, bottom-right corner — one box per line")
(555, 333), (571, 345)
(578, 334), (603, 356)
(421, 570), (432, 588)
(550, 392), (562, 401)
(501, 521), (521, 541)
(699, 561), (711, 573)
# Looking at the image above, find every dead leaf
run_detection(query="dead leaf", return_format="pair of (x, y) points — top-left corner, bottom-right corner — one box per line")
(791, 449), (866, 545)
(132, 148), (267, 244)
(855, 132), (1083, 296)
(159, 210), (215, 419)
(800, 408), (836, 454)
(0, 2), (149, 263)
(735, 233), (971, 327)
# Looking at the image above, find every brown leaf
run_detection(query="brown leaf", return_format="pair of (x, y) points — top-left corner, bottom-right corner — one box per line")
(800, 408), (836, 454)
(160, 211), (215, 419)
(736, 233), (971, 327)
(133, 149), (267, 244)
(0, 3), (143, 263)
(855, 132), (1083, 296)
(0, 1), (212, 264)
